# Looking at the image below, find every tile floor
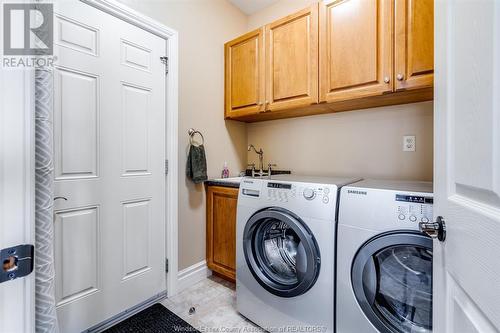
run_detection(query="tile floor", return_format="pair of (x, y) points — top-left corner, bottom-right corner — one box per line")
(162, 275), (263, 332)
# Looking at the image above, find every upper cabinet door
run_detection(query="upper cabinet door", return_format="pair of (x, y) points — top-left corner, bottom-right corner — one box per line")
(225, 28), (265, 118)
(320, 0), (393, 103)
(394, 0), (434, 90)
(265, 4), (319, 112)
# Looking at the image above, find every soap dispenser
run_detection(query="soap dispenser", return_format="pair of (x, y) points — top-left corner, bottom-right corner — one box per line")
(221, 162), (229, 178)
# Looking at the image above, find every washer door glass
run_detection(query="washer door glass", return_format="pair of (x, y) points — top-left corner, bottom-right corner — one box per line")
(352, 231), (432, 333)
(243, 207), (321, 298)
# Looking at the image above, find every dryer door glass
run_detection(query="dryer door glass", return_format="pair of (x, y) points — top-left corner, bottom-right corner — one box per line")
(352, 231), (432, 333)
(243, 207), (321, 298)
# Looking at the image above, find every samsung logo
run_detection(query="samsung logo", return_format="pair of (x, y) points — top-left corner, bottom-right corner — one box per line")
(348, 190), (367, 195)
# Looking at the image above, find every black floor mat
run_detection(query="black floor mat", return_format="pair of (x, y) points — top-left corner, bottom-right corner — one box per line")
(103, 303), (199, 333)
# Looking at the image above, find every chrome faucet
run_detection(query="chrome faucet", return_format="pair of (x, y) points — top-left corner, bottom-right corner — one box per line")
(248, 144), (267, 176)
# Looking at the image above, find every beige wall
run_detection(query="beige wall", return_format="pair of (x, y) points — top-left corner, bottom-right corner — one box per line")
(246, 1), (433, 182)
(247, 102), (433, 181)
(117, 0), (248, 270)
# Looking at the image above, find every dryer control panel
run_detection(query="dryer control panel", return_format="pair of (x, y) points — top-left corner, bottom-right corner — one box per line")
(395, 194), (433, 224)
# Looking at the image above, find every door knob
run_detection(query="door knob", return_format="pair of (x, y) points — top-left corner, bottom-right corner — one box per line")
(384, 76), (390, 83)
(396, 73), (404, 81)
(419, 216), (446, 241)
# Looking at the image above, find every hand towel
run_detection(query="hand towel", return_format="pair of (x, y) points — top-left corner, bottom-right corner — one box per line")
(186, 144), (208, 184)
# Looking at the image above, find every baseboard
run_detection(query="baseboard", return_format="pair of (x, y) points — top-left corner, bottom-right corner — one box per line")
(177, 260), (211, 293)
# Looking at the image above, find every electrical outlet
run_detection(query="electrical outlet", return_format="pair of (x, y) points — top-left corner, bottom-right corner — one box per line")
(403, 135), (416, 152)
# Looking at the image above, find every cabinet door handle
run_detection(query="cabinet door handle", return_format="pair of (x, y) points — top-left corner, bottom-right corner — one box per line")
(384, 76), (390, 83)
(396, 73), (405, 81)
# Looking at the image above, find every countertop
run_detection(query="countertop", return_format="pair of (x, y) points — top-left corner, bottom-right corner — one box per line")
(204, 177), (243, 188)
(205, 170), (292, 188)
(205, 170), (291, 188)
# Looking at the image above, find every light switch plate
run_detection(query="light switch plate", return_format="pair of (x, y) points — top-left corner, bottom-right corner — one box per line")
(403, 135), (416, 152)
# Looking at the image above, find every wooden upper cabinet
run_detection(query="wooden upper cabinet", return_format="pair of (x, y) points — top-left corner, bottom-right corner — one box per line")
(225, 28), (265, 118)
(224, 0), (433, 122)
(319, 0), (393, 103)
(394, 0), (434, 90)
(265, 4), (319, 111)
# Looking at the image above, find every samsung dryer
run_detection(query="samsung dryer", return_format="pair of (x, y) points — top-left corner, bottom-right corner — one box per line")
(237, 175), (360, 333)
(336, 179), (433, 333)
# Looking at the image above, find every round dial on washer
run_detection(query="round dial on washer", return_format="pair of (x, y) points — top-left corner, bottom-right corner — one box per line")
(303, 188), (316, 200)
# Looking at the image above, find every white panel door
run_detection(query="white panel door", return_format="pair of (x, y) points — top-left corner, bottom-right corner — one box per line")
(434, 0), (500, 332)
(52, 2), (166, 331)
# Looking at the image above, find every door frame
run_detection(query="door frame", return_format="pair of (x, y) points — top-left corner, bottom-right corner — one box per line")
(1, 1), (179, 331)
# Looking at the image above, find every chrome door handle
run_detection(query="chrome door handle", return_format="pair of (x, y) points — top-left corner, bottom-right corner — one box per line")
(419, 216), (446, 241)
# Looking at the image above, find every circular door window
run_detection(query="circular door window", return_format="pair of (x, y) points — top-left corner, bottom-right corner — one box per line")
(243, 207), (321, 298)
(351, 231), (433, 333)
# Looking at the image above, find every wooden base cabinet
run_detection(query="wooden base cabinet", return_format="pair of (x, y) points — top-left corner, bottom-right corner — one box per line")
(206, 186), (238, 281)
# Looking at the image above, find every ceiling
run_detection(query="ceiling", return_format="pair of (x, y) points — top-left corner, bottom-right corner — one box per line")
(229, 0), (280, 15)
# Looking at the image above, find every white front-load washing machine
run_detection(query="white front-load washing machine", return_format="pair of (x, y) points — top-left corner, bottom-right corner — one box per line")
(237, 175), (360, 333)
(336, 179), (433, 333)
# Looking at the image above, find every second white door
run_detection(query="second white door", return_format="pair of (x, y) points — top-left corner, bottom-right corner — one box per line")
(433, 0), (500, 332)
(52, 2), (166, 332)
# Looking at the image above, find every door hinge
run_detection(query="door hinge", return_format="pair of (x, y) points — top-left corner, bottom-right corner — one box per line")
(160, 56), (169, 75)
(165, 159), (168, 175)
(165, 258), (169, 273)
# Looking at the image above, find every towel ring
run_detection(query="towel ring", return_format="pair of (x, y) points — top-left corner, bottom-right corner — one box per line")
(188, 128), (204, 146)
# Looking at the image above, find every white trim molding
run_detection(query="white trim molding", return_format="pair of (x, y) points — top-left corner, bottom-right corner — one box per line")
(81, 0), (177, 39)
(80, 0), (180, 296)
(177, 261), (212, 294)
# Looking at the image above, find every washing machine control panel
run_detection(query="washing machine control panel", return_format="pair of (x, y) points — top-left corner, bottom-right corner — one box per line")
(395, 194), (433, 224)
(266, 183), (332, 205)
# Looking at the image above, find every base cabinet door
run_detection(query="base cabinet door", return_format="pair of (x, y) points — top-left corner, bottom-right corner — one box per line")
(265, 4), (319, 112)
(225, 28), (265, 118)
(206, 186), (238, 281)
(394, 0), (434, 90)
(320, 0), (393, 103)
